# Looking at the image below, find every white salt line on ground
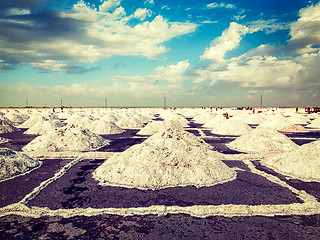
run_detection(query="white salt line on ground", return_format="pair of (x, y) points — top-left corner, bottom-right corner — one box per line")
(19, 157), (87, 205)
(243, 160), (319, 203)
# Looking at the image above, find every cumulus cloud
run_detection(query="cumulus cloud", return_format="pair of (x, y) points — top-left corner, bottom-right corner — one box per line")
(288, 1), (320, 53)
(0, 0), (197, 72)
(201, 22), (249, 63)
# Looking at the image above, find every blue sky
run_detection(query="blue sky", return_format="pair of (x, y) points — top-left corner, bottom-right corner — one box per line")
(0, 0), (320, 107)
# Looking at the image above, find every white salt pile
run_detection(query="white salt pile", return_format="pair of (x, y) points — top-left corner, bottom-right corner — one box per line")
(87, 120), (124, 135)
(0, 148), (41, 181)
(4, 111), (28, 126)
(210, 119), (252, 136)
(232, 113), (266, 125)
(17, 115), (49, 129)
(258, 114), (293, 130)
(116, 117), (145, 129)
(262, 140), (320, 182)
(0, 118), (18, 133)
(278, 125), (310, 133)
(137, 119), (183, 135)
(66, 114), (96, 128)
(286, 113), (310, 125)
(159, 111), (189, 127)
(24, 120), (64, 135)
(307, 118), (320, 129)
(227, 126), (298, 154)
(93, 129), (236, 190)
(22, 126), (109, 152)
(202, 114), (226, 128)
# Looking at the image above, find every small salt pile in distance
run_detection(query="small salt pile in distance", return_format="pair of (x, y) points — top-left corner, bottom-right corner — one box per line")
(286, 113), (310, 125)
(17, 115), (49, 129)
(24, 120), (64, 135)
(137, 119), (183, 135)
(22, 125), (109, 152)
(4, 111), (29, 126)
(159, 110), (190, 127)
(116, 115), (146, 129)
(93, 128), (236, 190)
(227, 126), (298, 154)
(210, 119), (252, 136)
(0, 118), (18, 133)
(0, 148), (40, 181)
(87, 120), (124, 135)
(262, 140), (320, 182)
(258, 114), (292, 130)
(278, 125), (310, 133)
(65, 114), (95, 128)
(307, 118), (320, 129)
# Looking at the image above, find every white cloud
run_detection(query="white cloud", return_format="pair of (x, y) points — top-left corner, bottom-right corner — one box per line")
(206, 2), (236, 9)
(0, 0), (197, 72)
(112, 60), (190, 84)
(7, 8), (31, 16)
(99, 0), (122, 12)
(248, 19), (289, 34)
(132, 8), (152, 20)
(288, 1), (320, 53)
(201, 22), (249, 63)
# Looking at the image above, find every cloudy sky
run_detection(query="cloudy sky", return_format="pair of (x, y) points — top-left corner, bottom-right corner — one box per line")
(0, 0), (320, 107)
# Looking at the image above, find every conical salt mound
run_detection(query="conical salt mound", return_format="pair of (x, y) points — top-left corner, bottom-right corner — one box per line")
(262, 140), (320, 182)
(116, 117), (145, 129)
(0, 118), (18, 134)
(17, 115), (48, 129)
(4, 111), (28, 126)
(278, 125), (309, 133)
(24, 120), (64, 135)
(0, 148), (40, 181)
(93, 129), (236, 190)
(227, 126), (298, 154)
(87, 120), (124, 135)
(137, 119), (183, 135)
(258, 114), (292, 130)
(210, 119), (252, 135)
(307, 118), (320, 129)
(22, 126), (109, 152)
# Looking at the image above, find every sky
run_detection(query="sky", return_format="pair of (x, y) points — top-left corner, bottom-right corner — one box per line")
(0, 0), (320, 107)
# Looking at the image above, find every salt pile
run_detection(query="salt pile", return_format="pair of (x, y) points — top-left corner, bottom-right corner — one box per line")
(159, 111), (189, 127)
(286, 113), (310, 125)
(262, 140), (320, 182)
(0, 148), (41, 181)
(93, 129), (235, 190)
(227, 126), (298, 154)
(202, 114), (226, 128)
(24, 120), (64, 135)
(0, 118), (18, 133)
(87, 120), (124, 135)
(210, 119), (252, 136)
(22, 126), (109, 152)
(307, 118), (320, 129)
(258, 114), (292, 130)
(137, 119), (183, 135)
(232, 113), (266, 125)
(66, 114), (95, 128)
(17, 115), (49, 129)
(278, 125), (310, 133)
(4, 111), (28, 126)
(116, 117), (145, 129)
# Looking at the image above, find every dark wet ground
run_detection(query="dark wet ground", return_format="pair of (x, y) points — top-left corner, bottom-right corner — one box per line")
(1, 116), (320, 239)
(0, 129), (38, 151)
(27, 159), (303, 210)
(1, 213), (320, 240)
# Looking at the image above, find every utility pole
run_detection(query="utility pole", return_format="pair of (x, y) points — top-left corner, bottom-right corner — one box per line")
(105, 98), (107, 108)
(164, 97), (166, 109)
(260, 95), (263, 109)
(61, 99), (63, 108)
(26, 99), (28, 107)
